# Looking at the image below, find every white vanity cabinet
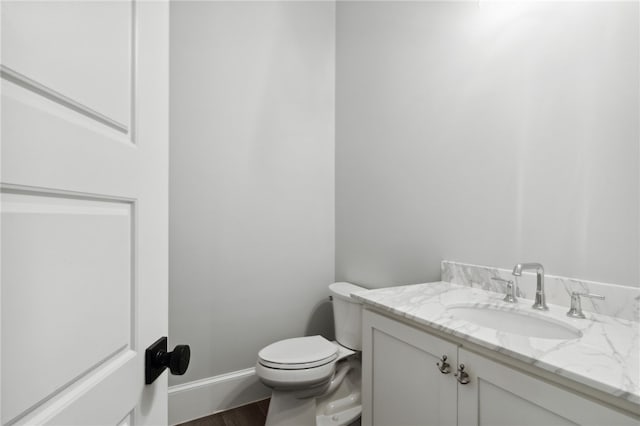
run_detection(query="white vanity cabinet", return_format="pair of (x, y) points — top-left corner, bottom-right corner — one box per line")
(362, 309), (639, 426)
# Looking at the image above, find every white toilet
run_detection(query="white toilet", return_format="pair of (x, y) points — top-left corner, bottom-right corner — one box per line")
(256, 282), (366, 426)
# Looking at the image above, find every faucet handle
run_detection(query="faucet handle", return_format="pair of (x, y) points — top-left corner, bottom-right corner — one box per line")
(574, 291), (605, 300)
(567, 291), (605, 319)
(491, 277), (517, 303)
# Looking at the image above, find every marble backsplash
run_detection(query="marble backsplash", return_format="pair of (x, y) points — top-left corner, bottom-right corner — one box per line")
(441, 260), (640, 322)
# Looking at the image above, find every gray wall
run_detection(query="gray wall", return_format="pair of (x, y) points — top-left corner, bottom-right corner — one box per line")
(170, 1), (335, 385)
(336, 1), (639, 288)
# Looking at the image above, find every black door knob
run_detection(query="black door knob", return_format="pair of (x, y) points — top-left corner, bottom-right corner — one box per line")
(145, 337), (191, 384)
(156, 344), (190, 375)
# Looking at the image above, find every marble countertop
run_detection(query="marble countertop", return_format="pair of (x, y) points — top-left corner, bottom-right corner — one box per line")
(352, 281), (640, 407)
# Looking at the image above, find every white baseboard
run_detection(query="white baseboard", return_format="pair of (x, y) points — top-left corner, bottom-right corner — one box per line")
(168, 367), (271, 425)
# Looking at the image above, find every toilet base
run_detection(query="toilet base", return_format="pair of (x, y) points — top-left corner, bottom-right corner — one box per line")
(265, 357), (361, 426)
(265, 390), (317, 426)
(316, 357), (361, 426)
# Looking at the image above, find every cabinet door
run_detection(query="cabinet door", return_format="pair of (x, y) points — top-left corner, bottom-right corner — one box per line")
(362, 310), (458, 426)
(458, 348), (638, 426)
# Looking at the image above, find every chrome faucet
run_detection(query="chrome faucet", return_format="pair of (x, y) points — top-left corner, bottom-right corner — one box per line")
(512, 263), (548, 311)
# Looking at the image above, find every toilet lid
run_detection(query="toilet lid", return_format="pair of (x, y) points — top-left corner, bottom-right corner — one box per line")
(258, 336), (338, 370)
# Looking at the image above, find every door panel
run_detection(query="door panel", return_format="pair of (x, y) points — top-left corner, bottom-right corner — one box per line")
(1, 1), (168, 424)
(477, 379), (576, 426)
(1, 0), (132, 128)
(372, 330), (445, 426)
(2, 191), (134, 423)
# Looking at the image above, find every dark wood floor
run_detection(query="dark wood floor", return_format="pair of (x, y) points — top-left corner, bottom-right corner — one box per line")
(178, 399), (361, 426)
(178, 399), (269, 426)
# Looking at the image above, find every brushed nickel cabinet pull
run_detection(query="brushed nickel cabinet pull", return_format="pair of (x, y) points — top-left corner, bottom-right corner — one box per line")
(455, 363), (470, 384)
(437, 355), (451, 374)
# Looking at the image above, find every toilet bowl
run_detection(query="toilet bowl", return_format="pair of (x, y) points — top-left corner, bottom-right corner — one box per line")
(256, 282), (366, 426)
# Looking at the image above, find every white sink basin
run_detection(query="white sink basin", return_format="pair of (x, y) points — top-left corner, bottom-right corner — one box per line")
(446, 305), (582, 340)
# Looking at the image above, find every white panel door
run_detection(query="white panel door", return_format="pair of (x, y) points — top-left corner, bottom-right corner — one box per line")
(362, 310), (458, 426)
(1, 1), (169, 425)
(457, 348), (639, 426)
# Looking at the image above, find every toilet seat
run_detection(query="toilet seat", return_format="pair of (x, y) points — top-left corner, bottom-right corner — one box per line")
(258, 336), (338, 370)
(256, 336), (341, 390)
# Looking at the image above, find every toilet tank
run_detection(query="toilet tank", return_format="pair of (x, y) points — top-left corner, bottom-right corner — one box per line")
(329, 282), (366, 351)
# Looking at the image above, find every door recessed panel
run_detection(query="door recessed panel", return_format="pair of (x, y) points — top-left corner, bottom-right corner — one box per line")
(1, 190), (133, 424)
(372, 329), (436, 426)
(1, 0), (132, 130)
(478, 379), (577, 426)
